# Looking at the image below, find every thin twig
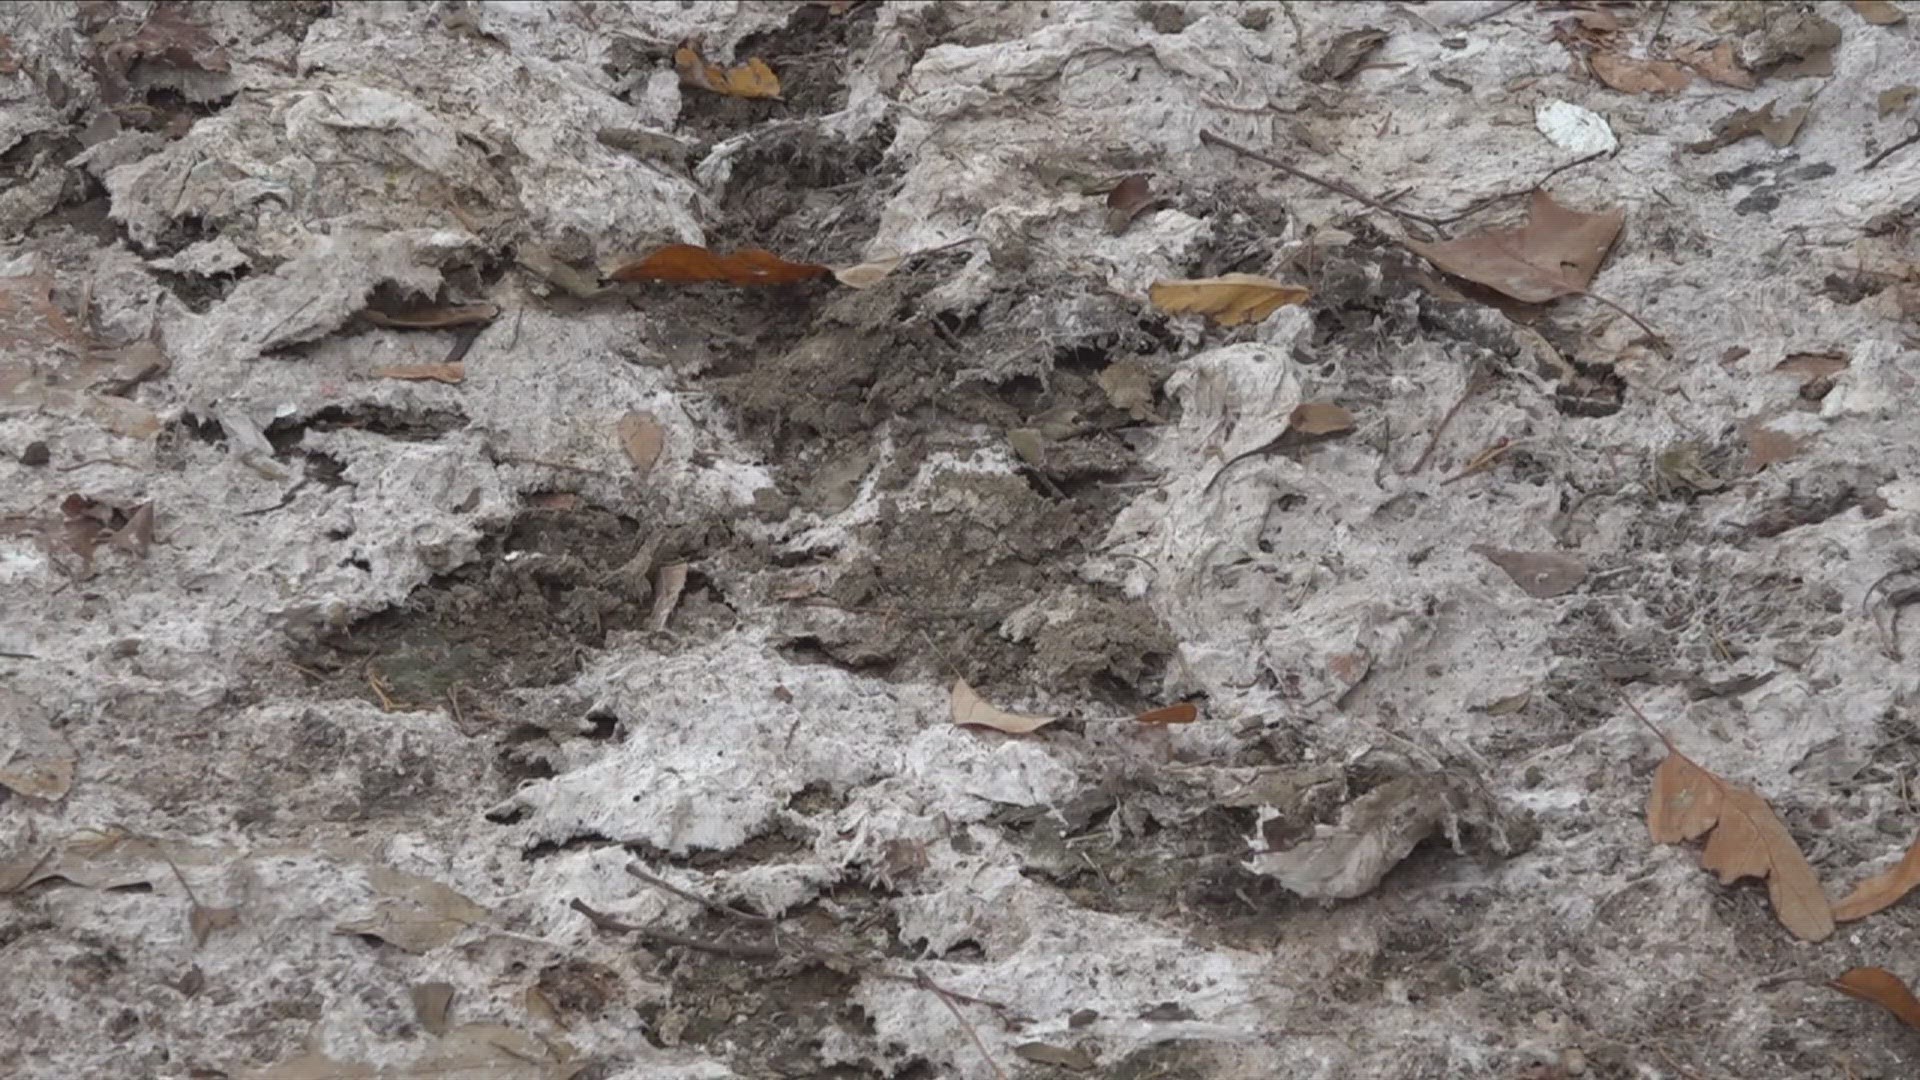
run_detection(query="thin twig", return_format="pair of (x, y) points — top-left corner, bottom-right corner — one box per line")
(1399, 360), (1489, 475)
(568, 898), (781, 959)
(916, 968), (1009, 1080)
(1865, 120), (1920, 172)
(625, 862), (774, 926)
(1199, 129), (1452, 229)
(1647, 0), (1674, 52)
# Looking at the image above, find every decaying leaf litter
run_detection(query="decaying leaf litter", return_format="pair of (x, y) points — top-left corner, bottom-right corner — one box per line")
(7, 1), (1920, 1078)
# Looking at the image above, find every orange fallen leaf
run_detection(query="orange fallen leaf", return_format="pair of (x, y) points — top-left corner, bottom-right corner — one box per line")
(1289, 401), (1355, 436)
(374, 363), (465, 384)
(609, 244), (831, 287)
(616, 411), (665, 476)
(1406, 190), (1623, 304)
(1635, 702), (1833, 942)
(1590, 52), (1691, 94)
(1832, 833), (1920, 921)
(675, 39), (781, 100)
(1829, 967), (1920, 1030)
(951, 679), (1058, 735)
(1149, 274), (1310, 326)
(1134, 703), (1198, 725)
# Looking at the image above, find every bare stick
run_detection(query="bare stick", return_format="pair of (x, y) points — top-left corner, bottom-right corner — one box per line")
(1399, 360), (1488, 475)
(569, 898), (781, 960)
(1865, 121), (1920, 172)
(1199, 130), (1451, 228)
(625, 862), (774, 926)
(916, 968), (1009, 1080)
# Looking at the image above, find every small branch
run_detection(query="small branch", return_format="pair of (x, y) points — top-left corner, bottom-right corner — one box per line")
(568, 898), (781, 960)
(1399, 360), (1489, 475)
(916, 968), (1009, 1080)
(1199, 129), (1452, 229)
(1865, 121), (1920, 172)
(625, 862), (774, 926)
(1577, 290), (1669, 354)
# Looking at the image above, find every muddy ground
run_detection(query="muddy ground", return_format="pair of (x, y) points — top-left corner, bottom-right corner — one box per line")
(4, 2), (1920, 1078)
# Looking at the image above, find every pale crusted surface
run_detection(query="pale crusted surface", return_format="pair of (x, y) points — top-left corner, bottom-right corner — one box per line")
(4, 2), (1920, 1079)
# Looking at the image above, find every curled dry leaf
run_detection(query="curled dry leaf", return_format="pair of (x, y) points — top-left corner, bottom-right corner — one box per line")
(1134, 702), (1199, 725)
(1149, 274), (1310, 326)
(1473, 546), (1587, 599)
(609, 244), (830, 287)
(833, 256), (904, 289)
(951, 678), (1058, 735)
(1590, 52), (1691, 94)
(1641, 714), (1833, 942)
(674, 39), (782, 99)
(1832, 833), (1920, 921)
(1289, 401), (1355, 436)
(616, 411), (665, 476)
(1829, 968), (1920, 1030)
(374, 362), (465, 384)
(1405, 190), (1623, 304)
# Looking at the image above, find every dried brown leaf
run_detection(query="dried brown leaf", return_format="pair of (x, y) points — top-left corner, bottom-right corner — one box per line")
(374, 363), (465, 384)
(1105, 173), (1156, 235)
(1673, 40), (1755, 88)
(1689, 100), (1809, 153)
(1306, 27), (1388, 82)
(109, 502), (154, 558)
(1134, 703), (1199, 725)
(1881, 85), (1919, 117)
(1853, 0), (1908, 26)
(335, 867), (488, 953)
(412, 982), (456, 1036)
(1832, 834), (1920, 921)
(1829, 967), (1920, 1030)
(1014, 1043), (1098, 1071)
(1590, 52), (1691, 94)
(188, 902), (239, 947)
(1473, 546), (1588, 599)
(1289, 401), (1355, 436)
(1642, 726), (1833, 942)
(0, 688), (75, 800)
(674, 40), (782, 99)
(1742, 417), (1807, 472)
(649, 562), (689, 632)
(833, 255), (904, 289)
(1774, 352), (1850, 381)
(951, 679), (1058, 735)
(609, 244), (830, 286)
(616, 411), (665, 476)
(1405, 190), (1624, 304)
(1149, 274), (1311, 326)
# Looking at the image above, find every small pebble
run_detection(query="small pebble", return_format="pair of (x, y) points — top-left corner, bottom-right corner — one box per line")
(20, 441), (50, 467)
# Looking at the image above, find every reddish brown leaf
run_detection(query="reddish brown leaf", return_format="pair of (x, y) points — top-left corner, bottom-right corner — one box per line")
(1833, 834), (1920, 921)
(1134, 703), (1198, 725)
(374, 363), (465, 384)
(1637, 711), (1833, 942)
(609, 244), (831, 287)
(1829, 967), (1920, 1030)
(1405, 190), (1624, 304)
